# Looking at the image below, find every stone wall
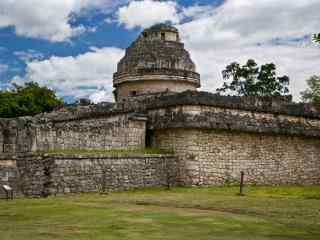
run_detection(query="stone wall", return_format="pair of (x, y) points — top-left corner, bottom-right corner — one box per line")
(140, 91), (319, 119)
(151, 128), (320, 186)
(35, 114), (146, 151)
(0, 113), (147, 154)
(147, 100), (320, 186)
(116, 80), (197, 100)
(1, 90), (320, 193)
(0, 118), (36, 154)
(147, 105), (320, 137)
(1, 154), (176, 197)
(2, 91), (318, 155)
(0, 123), (3, 153)
(163, 31), (178, 41)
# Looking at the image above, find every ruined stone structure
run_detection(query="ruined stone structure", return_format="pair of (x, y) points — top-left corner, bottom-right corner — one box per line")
(1, 24), (320, 197)
(113, 24), (200, 101)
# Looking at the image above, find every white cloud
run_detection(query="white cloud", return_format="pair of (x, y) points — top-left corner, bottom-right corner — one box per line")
(0, 0), (125, 42)
(89, 90), (113, 103)
(177, 0), (320, 101)
(117, 0), (179, 29)
(0, 64), (8, 74)
(180, 4), (214, 20)
(12, 47), (124, 102)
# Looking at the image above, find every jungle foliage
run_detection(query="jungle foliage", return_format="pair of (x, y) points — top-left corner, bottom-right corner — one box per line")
(0, 82), (63, 118)
(301, 75), (320, 105)
(217, 59), (290, 98)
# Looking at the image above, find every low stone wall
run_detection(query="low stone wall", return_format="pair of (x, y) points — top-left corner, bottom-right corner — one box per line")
(151, 128), (320, 186)
(6, 153), (176, 197)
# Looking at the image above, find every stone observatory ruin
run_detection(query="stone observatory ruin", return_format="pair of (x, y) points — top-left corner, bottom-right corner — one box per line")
(113, 24), (200, 100)
(0, 23), (320, 197)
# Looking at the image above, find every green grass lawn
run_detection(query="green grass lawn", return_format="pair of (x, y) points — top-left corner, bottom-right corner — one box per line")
(1, 186), (320, 240)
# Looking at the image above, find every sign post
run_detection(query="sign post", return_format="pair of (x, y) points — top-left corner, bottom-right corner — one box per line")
(2, 185), (13, 201)
(239, 171), (245, 196)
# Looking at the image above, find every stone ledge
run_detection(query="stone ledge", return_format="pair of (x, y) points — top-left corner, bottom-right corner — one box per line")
(11, 152), (175, 160)
(0, 154), (17, 160)
(142, 91), (320, 119)
(114, 68), (200, 82)
(113, 73), (200, 88)
(40, 153), (175, 159)
(148, 107), (320, 137)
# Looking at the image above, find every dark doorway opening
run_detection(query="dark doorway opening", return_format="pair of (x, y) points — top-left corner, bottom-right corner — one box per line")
(130, 91), (137, 97)
(145, 129), (153, 148)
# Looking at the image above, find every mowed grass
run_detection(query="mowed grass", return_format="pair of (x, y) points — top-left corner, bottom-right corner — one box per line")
(1, 186), (320, 240)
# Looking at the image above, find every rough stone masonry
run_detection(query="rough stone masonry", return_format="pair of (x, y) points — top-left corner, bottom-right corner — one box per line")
(0, 24), (320, 197)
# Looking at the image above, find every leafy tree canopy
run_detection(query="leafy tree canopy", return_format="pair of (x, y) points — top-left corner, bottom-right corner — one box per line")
(0, 82), (63, 118)
(314, 33), (320, 43)
(216, 59), (290, 98)
(301, 75), (320, 105)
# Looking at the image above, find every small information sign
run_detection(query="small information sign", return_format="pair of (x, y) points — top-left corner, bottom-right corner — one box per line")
(2, 185), (13, 200)
(3, 185), (12, 191)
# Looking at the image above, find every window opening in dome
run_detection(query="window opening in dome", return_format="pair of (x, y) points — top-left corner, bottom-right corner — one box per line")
(161, 32), (165, 40)
(130, 91), (137, 96)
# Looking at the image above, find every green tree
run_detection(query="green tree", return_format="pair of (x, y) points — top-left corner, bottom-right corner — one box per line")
(301, 75), (320, 105)
(216, 59), (290, 97)
(313, 33), (320, 44)
(0, 82), (63, 118)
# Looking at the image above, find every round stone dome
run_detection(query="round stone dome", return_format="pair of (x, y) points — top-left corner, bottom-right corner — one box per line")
(147, 23), (179, 34)
(113, 23), (200, 101)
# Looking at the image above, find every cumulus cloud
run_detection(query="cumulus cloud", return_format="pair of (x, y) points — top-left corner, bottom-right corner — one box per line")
(177, 0), (320, 100)
(89, 90), (113, 103)
(180, 4), (215, 20)
(0, 0), (125, 42)
(12, 47), (124, 102)
(117, 0), (180, 29)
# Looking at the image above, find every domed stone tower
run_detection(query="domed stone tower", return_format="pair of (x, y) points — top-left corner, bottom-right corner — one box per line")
(113, 23), (200, 101)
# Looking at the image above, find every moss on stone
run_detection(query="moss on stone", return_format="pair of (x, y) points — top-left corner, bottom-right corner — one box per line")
(34, 147), (170, 157)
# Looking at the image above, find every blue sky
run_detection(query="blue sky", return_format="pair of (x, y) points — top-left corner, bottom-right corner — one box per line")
(0, 0), (319, 102)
